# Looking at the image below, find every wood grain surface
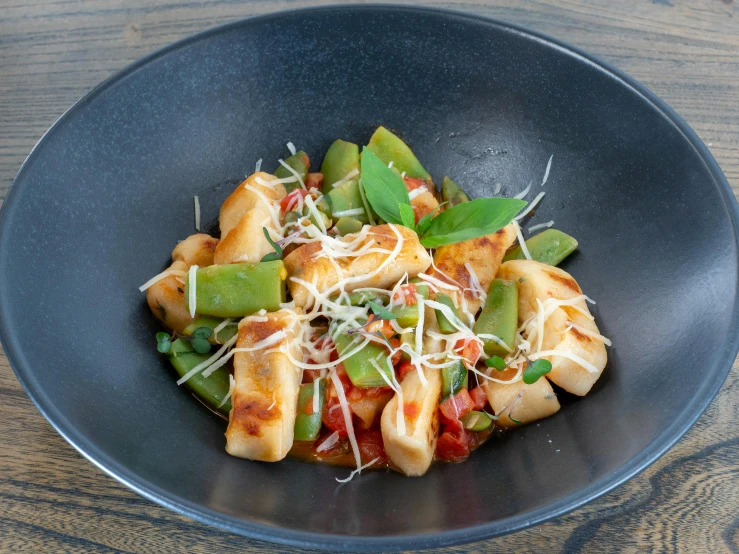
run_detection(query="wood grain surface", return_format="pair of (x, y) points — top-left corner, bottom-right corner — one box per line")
(1, 0), (738, 552)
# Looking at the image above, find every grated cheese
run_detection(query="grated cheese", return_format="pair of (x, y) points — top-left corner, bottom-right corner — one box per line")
(286, 141), (296, 155)
(541, 154), (553, 186)
(278, 158), (306, 190)
(336, 457), (380, 484)
(187, 265), (198, 318)
(303, 195), (327, 234)
(512, 221), (532, 260)
(529, 349), (599, 373)
(176, 334), (239, 385)
(331, 208), (366, 218)
(316, 431), (339, 452)
(515, 191), (546, 221)
(138, 268), (187, 292)
(193, 196), (201, 231)
(565, 322), (612, 346)
(312, 376), (322, 414)
(528, 220), (554, 233)
(200, 330), (287, 378)
(218, 374), (235, 408)
(408, 186), (428, 200)
(212, 318), (234, 343)
(330, 168), (360, 189)
(330, 371), (362, 471)
(254, 158), (262, 173)
(514, 181), (532, 200)
(464, 263), (486, 303)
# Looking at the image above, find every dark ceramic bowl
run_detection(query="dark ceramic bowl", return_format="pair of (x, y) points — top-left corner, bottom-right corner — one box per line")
(1, 5), (737, 551)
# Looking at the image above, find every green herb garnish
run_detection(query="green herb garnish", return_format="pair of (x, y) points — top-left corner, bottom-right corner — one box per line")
(156, 332), (172, 354)
(260, 227), (283, 262)
(522, 358), (553, 384)
(191, 326), (213, 340)
(485, 355), (507, 371)
(190, 337), (212, 354)
(367, 300), (398, 320)
(399, 202), (416, 229)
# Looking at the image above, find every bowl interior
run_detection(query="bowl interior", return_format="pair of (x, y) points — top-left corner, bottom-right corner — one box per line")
(1, 6), (737, 551)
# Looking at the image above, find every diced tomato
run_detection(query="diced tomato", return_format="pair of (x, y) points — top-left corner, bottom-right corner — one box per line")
(356, 429), (387, 466)
(439, 389), (475, 425)
(279, 188), (310, 213)
(403, 177), (425, 191)
(313, 428), (346, 457)
(366, 317), (394, 339)
(396, 361), (415, 381)
(389, 338), (401, 365)
(305, 172), (324, 190)
(303, 368), (321, 383)
(392, 283), (418, 306)
(436, 429), (471, 462)
(323, 394), (348, 437)
(454, 338), (482, 368)
(469, 386), (488, 410)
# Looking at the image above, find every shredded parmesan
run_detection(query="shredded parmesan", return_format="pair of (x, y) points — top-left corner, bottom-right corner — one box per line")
(414, 294), (425, 355)
(464, 263), (486, 303)
(303, 195), (327, 234)
(512, 221), (532, 260)
(312, 376), (322, 414)
(565, 322), (612, 346)
(541, 154), (553, 186)
(254, 158), (262, 173)
(193, 196), (200, 231)
(316, 431), (339, 452)
(212, 318), (234, 342)
(278, 158), (306, 190)
(330, 168), (360, 189)
(286, 141), (296, 155)
(201, 330), (288, 378)
(138, 268), (187, 292)
(187, 265), (198, 318)
(494, 182), (502, 195)
(176, 334), (238, 385)
(408, 186), (428, 200)
(515, 191), (546, 221)
(330, 371), (361, 471)
(514, 181), (532, 200)
(336, 457), (380, 484)
(529, 349), (599, 373)
(218, 374), (235, 408)
(332, 208), (365, 218)
(528, 220), (554, 233)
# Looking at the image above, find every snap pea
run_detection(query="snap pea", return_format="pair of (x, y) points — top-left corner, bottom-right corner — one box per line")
(473, 279), (518, 357)
(434, 292), (461, 334)
(502, 228), (578, 266)
(441, 176), (470, 207)
(390, 285), (430, 327)
(294, 379), (326, 441)
(321, 139), (360, 194)
(185, 261), (286, 318)
(183, 315), (238, 345)
(333, 216), (363, 236)
(442, 360), (468, 399)
(366, 126), (431, 181)
(321, 181), (370, 224)
(328, 289), (381, 307)
(168, 338), (232, 415)
(461, 410), (493, 431)
(333, 330), (394, 388)
(275, 151), (310, 193)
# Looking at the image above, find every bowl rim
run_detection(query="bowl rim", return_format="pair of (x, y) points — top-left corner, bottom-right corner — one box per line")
(1, 4), (738, 551)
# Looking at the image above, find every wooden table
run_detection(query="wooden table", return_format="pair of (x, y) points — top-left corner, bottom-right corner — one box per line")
(1, 1), (738, 551)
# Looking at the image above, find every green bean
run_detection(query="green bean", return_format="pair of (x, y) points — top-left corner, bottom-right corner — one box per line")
(461, 410), (493, 431)
(366, 126), (431, 181)
(185, 261), (286, 318)
(473, 279), (518, 357)
(333, 216), (363, 236)
(502, 228), (578, 266)
(183, 315), (238, 345)
(434, 292), (461, 334)
(294, 379), (326, 441)
(322, 182), (370, 224)
(441, 176), (470, 207)
(320, 139), (359, 194)
(333, 331), (394, 388)
(168, 339), (231, 415)
(275, 151), (310, 193)
(442, 360), (468, 399)
(390, 285), (430, 327)
(328, 290), (381, 307)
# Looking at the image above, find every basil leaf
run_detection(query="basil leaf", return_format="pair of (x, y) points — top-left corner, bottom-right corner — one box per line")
(399, 203), (415, 229)
(360, 148), (410, 224)
(522, 359), (552, 384)
(485, 355), (507, 371)
(420, 198), (526, 248)
(367, 300), (398, 320)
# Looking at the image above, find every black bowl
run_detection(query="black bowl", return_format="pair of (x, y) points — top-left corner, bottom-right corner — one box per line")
(1, 5), (737, 551)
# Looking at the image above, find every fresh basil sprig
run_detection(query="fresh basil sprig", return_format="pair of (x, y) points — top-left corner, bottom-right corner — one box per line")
(359, 147), (526, 248)
(359, 149), (410, 225)
(522, 358), (553, 384)
(261, 227), (283, 262)
(419, 197), (526, 248)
